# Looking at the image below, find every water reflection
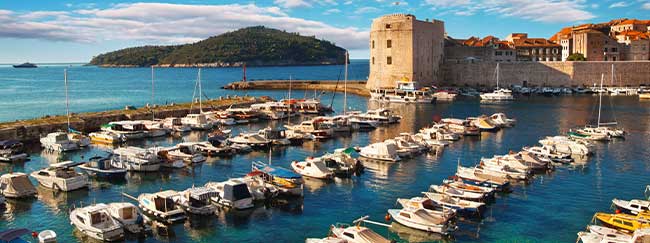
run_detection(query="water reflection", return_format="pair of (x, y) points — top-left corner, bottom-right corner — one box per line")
(389, 222), (451, 243)
(37, 186), (88, 213)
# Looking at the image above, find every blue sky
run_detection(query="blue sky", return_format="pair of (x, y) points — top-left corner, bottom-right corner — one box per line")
(1, 0), (649, 63)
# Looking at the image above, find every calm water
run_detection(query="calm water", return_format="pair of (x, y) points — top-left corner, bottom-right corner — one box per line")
(1, 64), (650, 243)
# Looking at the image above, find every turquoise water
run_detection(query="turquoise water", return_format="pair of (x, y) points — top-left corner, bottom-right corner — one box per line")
(1, 64), (650, 242)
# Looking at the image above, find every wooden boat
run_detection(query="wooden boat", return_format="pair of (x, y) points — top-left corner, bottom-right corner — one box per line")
(0, 172), (37, 198)
(79, 155), (127, 179)
(30, 161), (89, 192)
(69, 203), (125, 241)
(138, 190), (186, 224)
(595, 212), (650, 232)
(612, 198), (650, 215)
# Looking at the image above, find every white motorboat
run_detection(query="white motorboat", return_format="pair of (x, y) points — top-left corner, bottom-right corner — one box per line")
(239, 176), (279, 201)
(570, 127), (610, 141)
(488, 113), (516, 127)
(469, 116), (498, 131)
(101, 121), (148, 140)
(0, 172), (37, 198)
(107, 202), (147, 234)
(251, 161), (304, 197)
(359, 142), (401, 162)
(319, 148), (363, 177)
(89, 131), (125, 144)
(422, 192), (485, 213)
(181, 113), (213, 130)
(161, 117), (191, 132)
(139, 120), (170, 137)
(226, 107), (261, 123)
(205, 178), (255, 210)
(577, 226), (650, 243)
(387, 207), (456, 234)
(396, 197), (456, 221)
(40, 132), (79, 152)
(285, 118), (334, 139)
(318, 115), (358, 133)
(455, 165), (510, 189)
(257, 127), (292, 146)
(612, 198), (650, 215)
(483, 154), (544, 172)
(441, 118), (480, 136)
(69, 203), (124, 241)
(420, 124), (460, 141)
(523, 145), (572, 163)
(430, 184), (486, 201)
(433, 90), (457, 101)
(539, 136), (591, 156)
(369, 80), (435, 103)
(228, 133), (271, 148)
(111, 146), (161, 172)
(0, 140), (28, 162)
(78, 155), (127, 179)
(291, 158), (334, 180)
(594, 126), (625, 138)
(330, 217), (392, 243)
(175, 187), (218, 215)
(67, 132), (91, 147)
(353, 108), (401, 124)
(179, 141), (233, 157)
(478, 162), (529, 180)
(442, 179), (495, 197)
(383, 139), (416, 158)
(250, 102), (289, 120)
(412, 133), (450, 147)
(138, 190), (187, 224)
(347, 113), (379, 131)
(30, 161), (88, 191)
(305, 237), (347, 243)
(165, 143), (207, 164)
(395, 133), (429, 152)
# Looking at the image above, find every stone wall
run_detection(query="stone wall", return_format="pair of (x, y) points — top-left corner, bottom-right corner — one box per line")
(441, 61), (650, 87)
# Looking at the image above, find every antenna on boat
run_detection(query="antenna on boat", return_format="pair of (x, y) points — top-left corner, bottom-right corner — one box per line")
(64, 68), (71, 132)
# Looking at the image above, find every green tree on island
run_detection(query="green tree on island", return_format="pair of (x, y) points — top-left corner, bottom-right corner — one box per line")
(566, 53), (586, 61)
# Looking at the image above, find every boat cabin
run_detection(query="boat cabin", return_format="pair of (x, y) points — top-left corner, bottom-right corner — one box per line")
(0, 173), (36, 198)
(153, 190), (180, 213)
(183, 187), (217, 208)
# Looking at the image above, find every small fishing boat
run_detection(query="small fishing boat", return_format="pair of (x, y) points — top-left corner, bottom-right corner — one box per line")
(481, 155), (536, 173)
(359, 142), (401, 162)
(161, 117), (191, 133)
(612, 198), (650, 215)
(387, 207), (457, 234)
(180, 141), (234, 157)
(305, 237), (346, 243)
(455, 165), (510, 190)
(291, 158), (334, 180)
(430, 184), (487, 201)
(353, 108), (401, 124)
(395, 133), (429, 152)
(228, 133), (272, 149)
(204, 178), (255, 210)
(369, 80), (436, 103)
(0, 140), (28, 162)
(441, 118), (480, 136)
(239, 176), (280, 201)
(594, 126), (625, 138)
(396, 197), (456, 221)
(88, 131), (125, 144)
(164, 144), (207, 164)
(251, 161), (304, 197)
(175, 187), (218, 215)
(523, 145), (572, 163)
(383, 139), (416, 158)
(111, 147), (161, 172)
(469, 116), (498, 131)
(419, 125), (460, 142)
(30, 161), (88, 191)
(250, 102), (289, 120)
(138, 190), (187, 224)
(577, 225), (650, 243)
(40, 132), (79, 152)
(226, 107), (261, 123)
(69, 203), (125, 241)
(422, 192), (485, 213)
(539, 136), (591, 156)
(101, 121), (148, 140)
(0, 172), (37, 198)
(257, 127), (292, 146)
(488, 113), (516, 127)
(319, 115), (359, 133)
(348, 115), (378, 131)
(285, 118), (334, 139)
(79, 155), (127, 179)
(595, 212), (650, 232)
(442, 179), (495, 198)
(569, 128), (610, 141)
(140, 120), (170, 138)
(478, 160), (530, 180)
(319, 148), (363, 177)
(433, 90), (457, 101)
(107, 202), (147, 234)
(329, 217), (392, 243)
(1, 228), (54, 243)
(181, 113), (213, 130)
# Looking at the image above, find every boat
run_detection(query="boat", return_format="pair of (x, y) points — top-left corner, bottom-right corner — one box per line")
(225, 107), (260, 124)
(612, 198), (650, 215)
(578, 227), (650, 243)
(30, 161), (88, 191)
(290, 98), (332, 115)
(455, 165), (510, 190)
(441, 118), (480, 136)
(305, 237), (346, 243)
(396, 197), (456, 221)
(640, 93), (650, 99)
(69, 203), (125, 241)
(111, 146), (161, 172)
(477, 161), (530, 180)
(318, 115), (359, 133)
(575, 71), (624, 140)
(595, 212), (650, 232)
(38, 230), (57, 243)
(88, 131), (125, 144)
(420, 124), (460, 142)
(257, 127), (294, 146)
(228, 133), (272, 149)
(568, 129), (610, 141)
(79, 155), (127, 179)
(101, 121), (147, 140)
(181, 113), (213, 130)
(488, 113), (516, 127)
(138, 190), (187, 224)
(442, 179), (496, 198)
(204, 178), (255, 210)
(539, 136), (591, 156)
(387, 207), (456, 234)
(0, 140), (28, 162)
(175, 187), (218, 215)
(468, 116), (498, 131)
(107, 202), (148, 234)
(291, 158), (335, 179)
(359, 142), (401, 162)
(1, 228), (52, 243)
(430, 184), (487, 201)
(180, 141), (234, 157)
(422, 192), (485, 213)
(348, 113), (379, 131)
(40, 132), (79, 152)
(317, 148), (363, 177)
(239, 176), (280, 201)
(353, 109), (401, 124)
(250, 102), (289, 120)
(395, 133), (429, 152)
(13, 62), (37, 68)
(161, 117), (191, 132)
(161, 143), (207, 164)
(480, 63), (514, 101)
(369, 78), (436, 103)
(285, 118), (334, 139)
(0, 172), (37, 198)
(251, 161), (304, 197)
(139, 120), (170, 138)
(329, 217), (392, 243)
(522, 145), (573, 163)
(433, 90), (457, 101)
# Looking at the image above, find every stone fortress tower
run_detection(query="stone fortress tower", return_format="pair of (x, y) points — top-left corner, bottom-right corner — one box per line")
(366, 14), (445, 89)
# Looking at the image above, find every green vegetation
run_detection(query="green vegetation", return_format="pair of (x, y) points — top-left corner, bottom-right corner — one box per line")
(90, 26), (346, 67)
(567, 53), (586, 61)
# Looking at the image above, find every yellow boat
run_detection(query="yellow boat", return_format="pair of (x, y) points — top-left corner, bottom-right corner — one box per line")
(640, 93), (650, 99)
(595, 212), (650, 232)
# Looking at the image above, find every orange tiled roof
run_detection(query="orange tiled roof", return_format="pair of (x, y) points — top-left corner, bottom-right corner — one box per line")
(512, 38), (560, 47)
(616, 30), (650, 40)
(617, 19), (649, 26)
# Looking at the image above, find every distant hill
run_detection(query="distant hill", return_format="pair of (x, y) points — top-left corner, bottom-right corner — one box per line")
(89, 26), (347, 67)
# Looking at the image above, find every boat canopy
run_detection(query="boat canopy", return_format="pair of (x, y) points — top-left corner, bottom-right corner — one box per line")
(185, 187), (218, 201)
(0, 228), (30, 243)
(0, 174), (34, 196)
(253, 162), (302, 179)
(0, 140), (20, 149)
(223, 183), (252, 201)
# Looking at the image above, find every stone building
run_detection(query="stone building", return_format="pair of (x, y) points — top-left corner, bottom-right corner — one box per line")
(444, 36), (516, 63)
(615, 30), (650, 60)
(611, 19), (650, 32)
(572, 30), (620, 61)
(366, 14), (445, 89)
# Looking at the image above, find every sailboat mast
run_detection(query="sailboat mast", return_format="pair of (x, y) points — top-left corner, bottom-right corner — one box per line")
(598, 73), (604, 127)
(64, 68), (70, 132)
(343, 51), (348, 115)
(287, 75), (292, 125)
(151, 66), (155, 121)
(198, 68), (203, 113)
(496, 63), (500, 89)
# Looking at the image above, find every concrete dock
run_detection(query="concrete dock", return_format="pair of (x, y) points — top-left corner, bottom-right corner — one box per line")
(222, 80), (370, 97)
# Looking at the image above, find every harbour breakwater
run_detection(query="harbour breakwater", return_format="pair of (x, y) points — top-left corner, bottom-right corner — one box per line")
(0, 96), (270, 143)
(222, 80), (370, 97)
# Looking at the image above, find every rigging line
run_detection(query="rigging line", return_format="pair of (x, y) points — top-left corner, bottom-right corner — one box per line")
(329, 69), (343, 109)
(190, 71), (199, 112)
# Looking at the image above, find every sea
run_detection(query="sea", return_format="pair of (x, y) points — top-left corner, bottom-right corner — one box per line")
(1, 61), (650, 243)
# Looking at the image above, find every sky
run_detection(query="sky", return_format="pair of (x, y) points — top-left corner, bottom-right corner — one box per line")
(1, 0), (649, 63)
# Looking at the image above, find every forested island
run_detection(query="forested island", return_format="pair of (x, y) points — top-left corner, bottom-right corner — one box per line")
(89, 26), (347, 67)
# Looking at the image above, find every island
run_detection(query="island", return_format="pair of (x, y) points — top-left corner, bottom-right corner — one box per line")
(89, 26), (347, 67)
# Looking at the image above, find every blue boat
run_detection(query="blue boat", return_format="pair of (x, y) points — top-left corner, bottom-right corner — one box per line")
(0, 228), (31, 243)
(250, 161), (303, 197)
(78, 155), (127, 179)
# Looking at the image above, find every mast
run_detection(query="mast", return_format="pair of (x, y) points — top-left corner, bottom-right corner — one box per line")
(64, 68), (70, 132)
(598, 73), (604, 127)
(287, 75), (292, 125)
(343, 51), (348, 115)
(496, 63), (500, 89)
(151, 66), (155, 121)
(198, 68), (203, 113)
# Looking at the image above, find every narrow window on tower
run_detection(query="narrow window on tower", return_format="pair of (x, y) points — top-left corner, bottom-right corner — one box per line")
(372, 57), (375, 64)
(387, 56), (392, 65)
(387, 40), (392, 48)
(372, 40), (375, 49)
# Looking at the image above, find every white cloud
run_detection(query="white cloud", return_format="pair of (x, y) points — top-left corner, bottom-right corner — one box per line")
(19, 11), (68, 20)
(424, 0), (595, 23)
(354, 6), (380, 14)
(324, 8), (342, 15)
(274, 0), (312, 8)
(0, 3), (369, 50)
(608, 2), (628, 8)
(344, 1), (353, 4)
(642, 3), (650, 10)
